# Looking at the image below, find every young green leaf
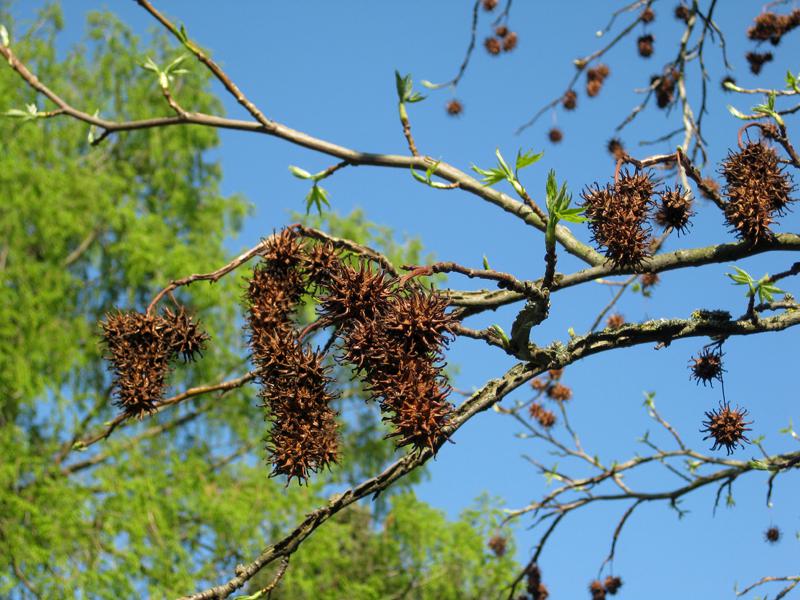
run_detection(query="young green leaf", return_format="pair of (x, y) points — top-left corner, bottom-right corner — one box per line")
(515, 149), (544, 172)
(288, 165), (312, 179)
(482, 255), (490, 270)
(0, 24), (8, 47)
(471, 164), (506, 186)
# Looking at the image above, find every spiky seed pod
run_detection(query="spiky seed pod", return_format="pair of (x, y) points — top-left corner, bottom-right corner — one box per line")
(607, 138), (625, 160)
(162, 306), (210, 362)
(263, 340), (340, 484)
(674, 4), (691, 23)
(482, 0), (498, 10)
(495, 25), (509, 38)
(488, 534), (507, 557)
(765, 526), (781, 543)
(590, 579), (607, 600)
(721, 142), (795, 244)
(689, 347), (724, 386)
(318, 261), (394, 326)
(653, 71), (677, 108)
(533, 584), (550, 600)
(485, 37), (501, 55)
(606, 313), (625, 329)
(261, 228), (306, 278)
(562, 89), (577, 110)
(532, 378), (547, 391)
(640, 272), (660, 289)
(548, 368), (563, 380)
(582, 172), (654, 269)
(637, 34), (654, 57)
(548, 128), (563, 143)
(748, 10), (800, 45)
(721, 75), (736, 92)
(746, 51), (773, 75)
(764, 526), (781, 543)
(586, 79), (603, 97)
(526, 564), (543, 591)
(381, 288), (456, 357)
(655, 186), (694, 234)
(641, 7), (655, 23)
(446, 99), (463, 116)
(596, 64), (610, 79)
(604, 576), (623, 595)
(701, 402), (752, 454)
(303, 241), (342, 290)
(529, 402), (556, 428)
(101, 311), (174, 418)
(502, 31), (518, 52)
(547, 383), (572, 402)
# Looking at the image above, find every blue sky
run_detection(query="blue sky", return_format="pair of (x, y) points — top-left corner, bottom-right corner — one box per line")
(12, 1), (800, 598)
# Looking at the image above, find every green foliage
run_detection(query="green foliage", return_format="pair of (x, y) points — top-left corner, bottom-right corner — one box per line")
(0, 8), (519, 597)
(727, 266), (784, 303)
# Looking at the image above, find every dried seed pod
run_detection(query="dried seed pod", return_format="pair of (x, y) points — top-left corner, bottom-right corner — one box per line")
(607, 138), (625, 160)
(674, 4), (692, 23)
(547, 383), (572, 402)
(640, 272), (660, 289)
(495, 25), (509, 38)
(548, 128), (563, 143)
(485, 37), (501, 55)
(604, 576), (623, 595)
(722, 142), (795, 244)
(502, 31), (518, 52)
(641, 7), (655, 23)
(764, 526), (781, 543)
(582, 172), (654, 269)
(562, 89), (577, 110)
(637, 34), (654, 57)
(529, 402), (556, 428)
(101, 311), (174, 418)
(606, 313), (625, 330)
(482, 0), (498, 10)
(701, 402), (752, 454)
(748, 10), (800, 45)
(652, 71), (677, 108)
(162, 306), (210, 362)
(446, 99), (463, 116)
(746, 51), (773, 75)
(689, 347), (724, 386)
(488, 534), (507, 557)
(590, 579), (607, 600)
(655, 186), (694, 234)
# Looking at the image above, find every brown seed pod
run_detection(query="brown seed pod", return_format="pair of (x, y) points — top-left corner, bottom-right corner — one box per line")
(589, 579), (607, 600)
(586, 79), (603, 97)
(548, 368), (563, 380)
(652, 71), (677, 108)
(689, 347), (724, 386)
(701, 402), (752, 454)
(482, 0), (498, 11)
(746, 51), (773, 75)
(641, 7), (655, 23)
(446, 99), (463, 116)
(548, 128), (563, 143)
(748, 10), (800, 45)
(764, 526), (781, 543)
(162, 306), (210, 362)
(655, 186), (694, 234)
(101, 311), (174, 419)
(485, 37), (501, 55)
(488, 534), (508, 557)
(637, 34), (654, 57)
(604, 576), (623, 595)
(640, 272), (660, 289)
(606, 313), (626, 330)
(607, 138), (625, 160)
(562, 89), (577, 110)
(529, 402), (556, 428)
(547, 383), (572, 402)
(502, 31), (518, 52)
(495, 25), (509, 38)
(674, 4), (692, 23)
(583, 171), (654, 269)
(721, 141), (795, 244)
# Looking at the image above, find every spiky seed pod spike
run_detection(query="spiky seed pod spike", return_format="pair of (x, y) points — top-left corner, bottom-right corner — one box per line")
(701, 402), (752, 454)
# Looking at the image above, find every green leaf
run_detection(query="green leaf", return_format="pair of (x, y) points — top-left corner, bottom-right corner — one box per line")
(489, 324), (509, 346)
(87, 108), (99, 144)
(305, 184), (330, 215)
(515, 149), (544, 172)
(178, 23), (189, 44)
(470, 164), (506, 186)
(482, 255), (490, 270)
(164, 53), (189, 74)
(545, 169), (558, 210)
(495, 148), (512, 179)
(3, 108), (30, 118)
(288, 165), (312, 179)
(726, 104), (750, 120)
(558, 208), (587, 223)
(141, 56), (160, 73)
(0, 24), (8, 47)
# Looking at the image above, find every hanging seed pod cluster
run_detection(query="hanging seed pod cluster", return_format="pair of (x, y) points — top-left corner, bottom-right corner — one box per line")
(721, 141), (795, 245)
(101, 307), (209, 419)
(243, 228), (456, 483)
